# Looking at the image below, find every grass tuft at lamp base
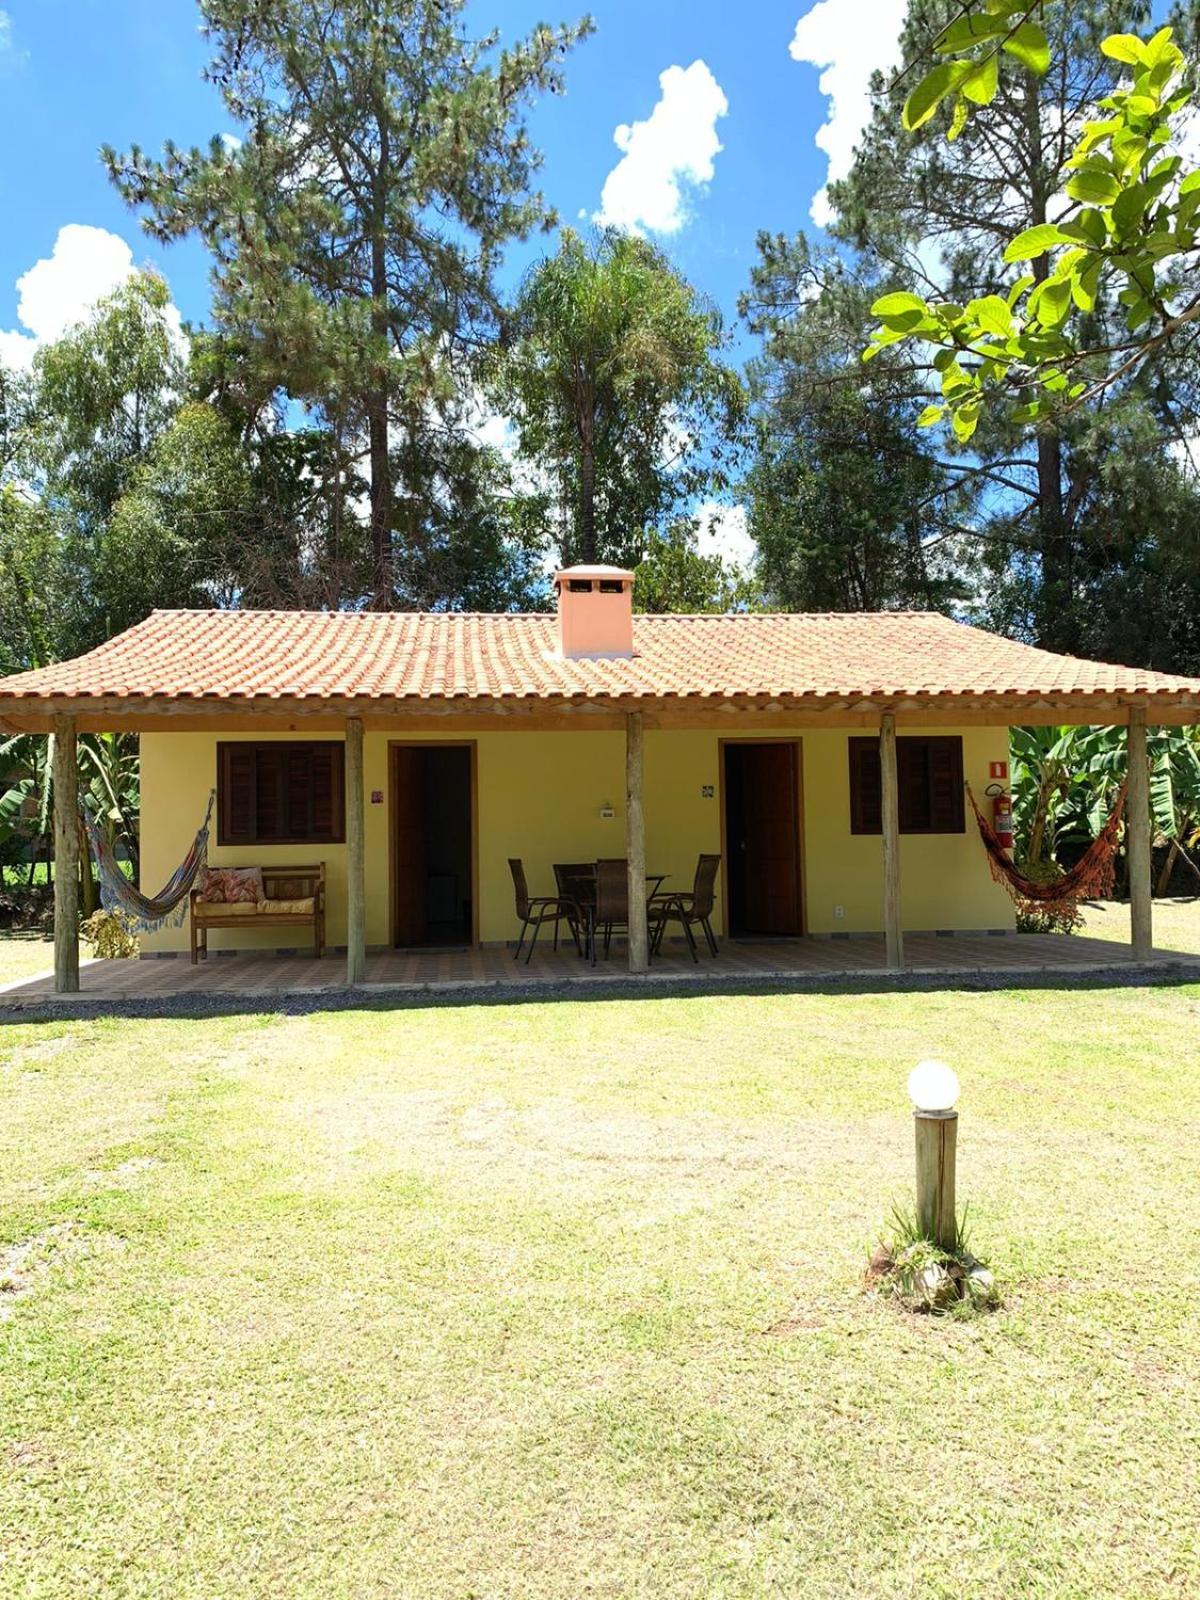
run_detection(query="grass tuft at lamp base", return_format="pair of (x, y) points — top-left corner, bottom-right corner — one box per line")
(866, 1204), (1000, 1316)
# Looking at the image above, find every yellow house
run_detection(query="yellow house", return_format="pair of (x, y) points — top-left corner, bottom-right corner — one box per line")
(1, 565), (1198, 994)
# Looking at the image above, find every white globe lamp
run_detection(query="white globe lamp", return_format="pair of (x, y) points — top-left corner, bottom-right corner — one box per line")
(907, 1059), (960, 1114)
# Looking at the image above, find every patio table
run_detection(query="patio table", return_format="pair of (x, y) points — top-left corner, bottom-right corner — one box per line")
(553, 862), (668, 961)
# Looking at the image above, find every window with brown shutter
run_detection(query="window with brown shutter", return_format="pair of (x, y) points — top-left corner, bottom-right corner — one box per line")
(217, 742), (345, 846)
(848, 736), (964, 835)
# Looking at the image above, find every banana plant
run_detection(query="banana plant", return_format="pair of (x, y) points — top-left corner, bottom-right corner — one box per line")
(0, 730), (140, 897)
(1148, 727), (1200, 890)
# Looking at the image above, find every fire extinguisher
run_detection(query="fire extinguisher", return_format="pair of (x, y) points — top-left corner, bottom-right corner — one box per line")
(986, 782), (1014, 850)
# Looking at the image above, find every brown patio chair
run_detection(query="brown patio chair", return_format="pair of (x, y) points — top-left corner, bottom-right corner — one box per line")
(593, 858), (630, 964)
(508, 858), (577, 964)
(651, 854), (721, 962)
(552, 863), (593, 957)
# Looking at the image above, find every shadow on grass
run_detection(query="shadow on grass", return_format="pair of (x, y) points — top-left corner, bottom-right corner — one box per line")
(3, 959), (1199, 1028)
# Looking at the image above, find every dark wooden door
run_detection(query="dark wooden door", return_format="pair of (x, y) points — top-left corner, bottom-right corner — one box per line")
(726, 743), (802, 936)
(392, 746), (427, 946)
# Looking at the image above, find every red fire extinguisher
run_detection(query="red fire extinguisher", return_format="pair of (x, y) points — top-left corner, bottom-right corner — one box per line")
(987, 782), (1014, 850)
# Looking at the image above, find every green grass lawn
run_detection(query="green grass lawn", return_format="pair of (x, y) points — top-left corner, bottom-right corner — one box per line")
(3, 962), (1200, 1599)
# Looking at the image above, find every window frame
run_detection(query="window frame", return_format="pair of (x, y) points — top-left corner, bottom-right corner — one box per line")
(216, 740), (346, 848)
(848, 735), (965, 837)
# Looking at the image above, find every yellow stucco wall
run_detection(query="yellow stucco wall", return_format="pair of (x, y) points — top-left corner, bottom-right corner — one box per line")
(139, 724), (1014, 953)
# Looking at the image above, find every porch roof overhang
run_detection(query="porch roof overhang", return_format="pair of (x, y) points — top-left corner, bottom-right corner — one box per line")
(2, 690), (1200, 735)
(1, 606), (1199, 733)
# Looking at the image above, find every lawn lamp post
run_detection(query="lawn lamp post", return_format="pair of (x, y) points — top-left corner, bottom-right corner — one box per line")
(907, 1060), (960, 1252)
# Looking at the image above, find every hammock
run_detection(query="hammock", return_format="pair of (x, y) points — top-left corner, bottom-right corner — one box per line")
(965, 780), (1127, 910)
(81, 790), (215, 933)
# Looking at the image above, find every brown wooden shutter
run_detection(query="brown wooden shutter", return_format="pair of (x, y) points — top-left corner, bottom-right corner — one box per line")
(309, 744), (344, 841)
(218, 744), (257, 845)
(897, 741), (931, 832)
(926, 738), (964, 832)
(848, 735), (963, 835)
(253, 746), (285, 842)
(849, 739), (882, 834)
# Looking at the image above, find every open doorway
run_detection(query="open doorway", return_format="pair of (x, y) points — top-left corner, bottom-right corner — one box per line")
(391, 744), (475, 947)
(722, 741), (805, 938)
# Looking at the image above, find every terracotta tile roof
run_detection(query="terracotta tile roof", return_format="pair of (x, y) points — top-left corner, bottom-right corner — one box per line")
(0, 608), (1198, 707)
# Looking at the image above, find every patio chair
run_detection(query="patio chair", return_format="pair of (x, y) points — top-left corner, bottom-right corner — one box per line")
(552, 863), (593, 957)
(650, 854), (721, 962)
(508, 859), (577, 964)
(593, 858), (630, 964)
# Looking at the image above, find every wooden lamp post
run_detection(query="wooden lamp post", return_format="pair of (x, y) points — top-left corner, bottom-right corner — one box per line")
(908, 1059), (960, 1252)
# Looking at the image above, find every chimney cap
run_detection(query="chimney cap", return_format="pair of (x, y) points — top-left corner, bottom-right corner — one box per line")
(554, 564), (635, 586)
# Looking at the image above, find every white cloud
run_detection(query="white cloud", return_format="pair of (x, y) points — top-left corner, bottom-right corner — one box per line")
(0, 11), (12, 53)
(220, 132), (243, 153)
(594, 60), (729, 235)
(789, 0), (908, 228)
(695, 501), (755, 572)
(0, 224), (186, 371)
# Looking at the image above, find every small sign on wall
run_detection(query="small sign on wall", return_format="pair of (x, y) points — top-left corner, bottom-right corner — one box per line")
(989, 761), (1008, 780)
(370, 790), (384, 804)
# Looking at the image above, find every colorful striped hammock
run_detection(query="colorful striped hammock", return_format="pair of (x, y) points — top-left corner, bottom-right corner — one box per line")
(965, 780), (1128, 910)
(81, 790), (215, 933)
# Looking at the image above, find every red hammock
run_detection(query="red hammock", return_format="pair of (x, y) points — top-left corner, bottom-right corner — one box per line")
(965, 780), (1128, 908)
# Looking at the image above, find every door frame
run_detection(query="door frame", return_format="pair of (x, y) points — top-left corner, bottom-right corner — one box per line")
(388, 740), (480, 948)
(718, 737), (807, 940)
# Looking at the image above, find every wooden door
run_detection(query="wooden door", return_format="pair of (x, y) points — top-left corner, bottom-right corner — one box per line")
(728, 743), (802, 936)
(392, 746), (427, 946)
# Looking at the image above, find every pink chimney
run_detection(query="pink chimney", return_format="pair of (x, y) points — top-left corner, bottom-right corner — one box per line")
(554, 565), (636, 659)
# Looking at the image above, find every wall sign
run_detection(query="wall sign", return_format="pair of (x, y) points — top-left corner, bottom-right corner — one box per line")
(988, 761), (1008, 781)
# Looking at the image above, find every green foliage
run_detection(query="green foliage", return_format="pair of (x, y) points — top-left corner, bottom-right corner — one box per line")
(873, 17), (1200, 440)
(490, 228), (745, 567)
(633, 518), (757, 614)
(740, 236), (974, 614)
(869, 1203), (999, 1315)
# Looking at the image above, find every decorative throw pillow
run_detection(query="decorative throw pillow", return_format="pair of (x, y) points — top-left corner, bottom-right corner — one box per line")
(198, 868), (227, 903)
(223, 867), (265, 905)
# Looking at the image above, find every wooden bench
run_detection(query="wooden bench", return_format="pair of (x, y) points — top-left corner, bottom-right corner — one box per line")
(189, 864), (326, 964)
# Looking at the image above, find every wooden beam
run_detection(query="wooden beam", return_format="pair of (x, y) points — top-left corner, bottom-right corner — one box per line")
(345, 715), (365, 984)
(625, 711), (649, 973)
(4, 689), (1200, 737)
(52, 713), (79, 994)
(880, 712), (903, 970)
(1127, 707), (1153, 960)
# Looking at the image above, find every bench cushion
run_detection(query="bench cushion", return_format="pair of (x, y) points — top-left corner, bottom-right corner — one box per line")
(259, 897), (315, 916)
(198, 866), (265, 904)
(193, 900), (258, 918)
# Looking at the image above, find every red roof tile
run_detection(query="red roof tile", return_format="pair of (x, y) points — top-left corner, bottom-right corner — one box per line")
(0, 608), (1197, 707)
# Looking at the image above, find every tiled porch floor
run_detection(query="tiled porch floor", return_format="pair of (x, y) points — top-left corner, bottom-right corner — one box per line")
(2, 932), (1198, 1008)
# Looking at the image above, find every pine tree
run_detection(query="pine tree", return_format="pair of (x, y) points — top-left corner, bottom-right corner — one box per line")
(104, 0), (592, 608)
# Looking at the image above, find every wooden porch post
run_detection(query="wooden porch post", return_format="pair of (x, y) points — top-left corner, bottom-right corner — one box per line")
(626, 711), (649, 973)
(345, 715), (365, 985)
(52, 713), (80, 994)
(880, 712), (903, 970)
(1127, 706), (1152, 960)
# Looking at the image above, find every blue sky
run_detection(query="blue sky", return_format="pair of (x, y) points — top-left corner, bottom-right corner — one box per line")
(0, 0), (915, 346)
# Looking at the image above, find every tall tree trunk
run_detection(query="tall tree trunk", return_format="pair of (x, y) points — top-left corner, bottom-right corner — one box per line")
(1023, 71), (1074, 652)
(368, 224), (392, 611)
(368, 391), (391, 609)
(579, 411), (596, 565)
(1036, 428), (1073, 650)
